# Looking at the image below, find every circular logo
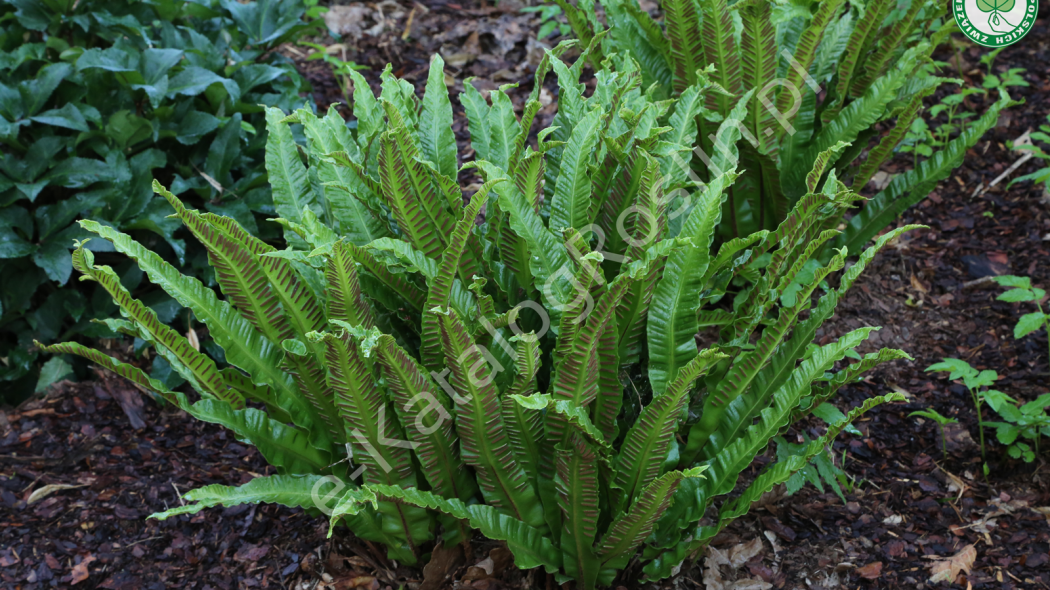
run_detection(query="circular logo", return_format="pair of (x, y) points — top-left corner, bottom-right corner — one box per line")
(953, 0), (1036, 47)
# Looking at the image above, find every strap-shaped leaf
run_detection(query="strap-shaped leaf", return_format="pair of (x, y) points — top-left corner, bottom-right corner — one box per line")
(315, 329), (416, 485)
(556, 433), (601, 589)
(65, 336), (331, 476)
(641, 394), (903, 582)
(700, 0), (742, 116)
(366, 484), (562, 573)
(313, 328), (434, 553)
(420, 181), (498, 370)
(715, 393), (902, 531)
(549, 109), (603, 233)
(552, 279), (631, 408)
(552, 0), (597, 58)
(512, 100), (543, 169)
(68, 245), (235, 406)
(437, 308), (547, 529)
(420, 54), (458, 179)
(348, 242), (427, 313)
(348, 69), (384, 155)
(299, 107), (389, 245)
(487, 86), (522, 172)
(501, 333), (544, 489)
(284, 346), (344, 442)
(203, 213), (326, 347)
(663, 0), (705, 93)
(156, 183), (292, 345)
(597, 467), (706, 570)
(737, 0), (778, 155)
(503, 391), (545, 484)
(647, 171), (734, 396)
(834, 0), (892, 101)
(151, 475), (371, 520)
(773, 0), (845, 138)
(602, 0), (672, 90)
(376, 118), (450, 261)
(848, 0), (924, 98)
(591, 308), (622, 442)
(78, 221), (326, 443)
(797, 348), (912, 422)
(838, 89), (1013, 253)
(851, 88), (930, 192)
(805, 141), (851, 194)
(326, 240), (376, 329)
(476, 159), (574, 321)
(461, 80), (492, 162)
(614, 349), (724, 511)
(185, 398), (332, 476)
(597, 151), (647, 261)
(37, 340), (178, 403)
(698, 327), (878, 502)
(552, 249), (604, 374)
(266, 107), (323, 248)
(782, 45), (915, 200)
(685, 252), (847, 465)
(375, 334), (479, 502)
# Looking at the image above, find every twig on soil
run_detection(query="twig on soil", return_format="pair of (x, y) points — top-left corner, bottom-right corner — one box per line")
(971, 129), (1034, 199)
(171, 481), (186, 506)
(961, 276), (998, 290)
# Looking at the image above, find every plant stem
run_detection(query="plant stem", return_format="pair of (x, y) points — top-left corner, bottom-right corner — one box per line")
(1038, 300), (1049, 369)
(972, 388), (986, 460)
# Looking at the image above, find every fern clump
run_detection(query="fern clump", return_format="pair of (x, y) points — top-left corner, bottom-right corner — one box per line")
(556, 0), (1015, 246)
(42, 49), (913, 588)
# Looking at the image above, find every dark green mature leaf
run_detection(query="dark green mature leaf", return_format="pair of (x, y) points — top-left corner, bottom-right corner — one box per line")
(420, 55), (458, 179)
(614, 349), (724, 510)
(437, 308), (547, 530)
(365, 485), (561, 573)
(152, 475), (370, 520)
(549, 110), (602, 233)
(699, 0), (742, 117)
(556, 433), (601, 589)
(839, 89), (1014, 252)
(663, 0), (705, 93)
(648, 171), (734, 396)
(266, 107), (322, 248)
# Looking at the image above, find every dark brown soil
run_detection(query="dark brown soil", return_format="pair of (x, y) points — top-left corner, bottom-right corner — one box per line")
(2, 1), (1049, 589)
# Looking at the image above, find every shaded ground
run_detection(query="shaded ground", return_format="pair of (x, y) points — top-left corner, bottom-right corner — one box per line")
(2, 1), (1050, 589)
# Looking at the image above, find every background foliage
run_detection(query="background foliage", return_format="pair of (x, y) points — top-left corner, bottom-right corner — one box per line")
(0, 0), (315, 402)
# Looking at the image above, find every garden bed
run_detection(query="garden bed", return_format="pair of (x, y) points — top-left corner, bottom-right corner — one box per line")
(1, 1), (1049, 588)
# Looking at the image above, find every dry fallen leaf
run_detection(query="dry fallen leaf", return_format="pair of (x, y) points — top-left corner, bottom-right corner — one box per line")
(27, 483), (84, 505)
(704, 541), (772, 590)
(943, 468), (970, 502)
(856, 561), (883, 580)
(926, 544), (976, 584)
(727, 538), (765, 568)
(70, 555), (96, 585)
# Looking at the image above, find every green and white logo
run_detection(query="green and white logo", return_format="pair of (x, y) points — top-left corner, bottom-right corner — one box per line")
(953, 0), (1037, 47)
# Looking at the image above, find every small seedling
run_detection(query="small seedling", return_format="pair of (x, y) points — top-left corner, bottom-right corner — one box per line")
(926, 359), (1002, 466)
(984, 393), (1050, 462)
(300, 42), (367, 105)
(992, 275), (1049, 365)
(910, 408), (959, 460)
(980, 48), (1030, 89)
(1008, 118), (1050, 207)
(521, 4), (571, 39)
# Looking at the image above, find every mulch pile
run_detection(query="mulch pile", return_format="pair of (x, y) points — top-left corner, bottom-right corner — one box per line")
(2, 1), (1049, 588)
